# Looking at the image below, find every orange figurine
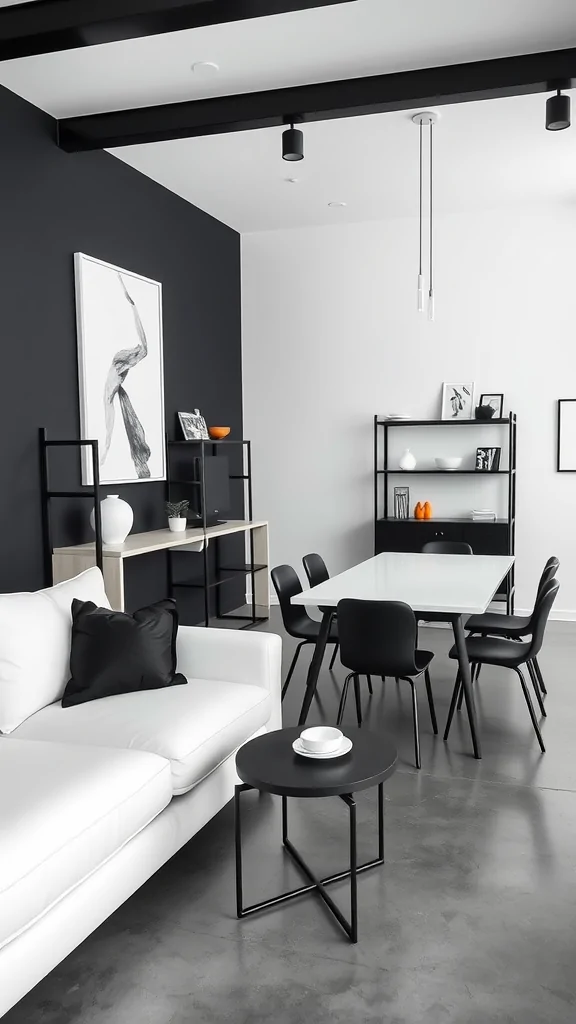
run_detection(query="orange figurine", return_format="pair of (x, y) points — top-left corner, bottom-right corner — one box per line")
(414, 502), (425, 520)
(423, 501), (433, 519)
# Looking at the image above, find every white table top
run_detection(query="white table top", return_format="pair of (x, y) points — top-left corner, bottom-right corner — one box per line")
(292, 551), (515, 617)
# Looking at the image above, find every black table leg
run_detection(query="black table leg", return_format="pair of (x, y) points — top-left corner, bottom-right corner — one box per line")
(298, 610), (333, 726)
(450, 615), (482, 759)
(234, 784), (385, 943)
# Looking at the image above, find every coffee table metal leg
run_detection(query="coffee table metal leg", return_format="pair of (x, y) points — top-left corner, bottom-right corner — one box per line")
(234, 785), (385, 942)
(298, 610), (333, 726)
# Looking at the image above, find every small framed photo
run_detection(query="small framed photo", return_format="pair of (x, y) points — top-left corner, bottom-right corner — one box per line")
(178, 409), (209, 441)
(557, 399), (576, 471)
(475, 446), (501, 472)
(441, 382), (475, 420)
(393, 486), (410, 519)
(479, 393), (504, 418)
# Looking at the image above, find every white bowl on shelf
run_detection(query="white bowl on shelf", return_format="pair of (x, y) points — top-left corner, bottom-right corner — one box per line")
(435, 457), (462, 471)
(299, 726), (343, 754)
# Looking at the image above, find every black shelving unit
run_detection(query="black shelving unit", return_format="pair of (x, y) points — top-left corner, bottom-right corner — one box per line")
(166, 437), (268, 629)
(39, 427), (103, 586)
(373, 414), (517, 612)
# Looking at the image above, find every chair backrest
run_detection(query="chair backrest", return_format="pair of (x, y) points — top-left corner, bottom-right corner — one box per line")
(302, 553), (330, 589)
(270, 564), (308, 637)
(537, 557), (559, 599)
(526, 578), (559, 659)
(337, 599), (419, 676)
(422, 540), (473, 555)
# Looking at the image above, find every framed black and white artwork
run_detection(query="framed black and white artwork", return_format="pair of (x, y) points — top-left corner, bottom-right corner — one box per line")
(479, 393), (504, 418)
(75, 253), (166, 485)
(475, 446), (501, 472)
(178, 410), (209, 441)
(557, 399), (576, 471)
(441, 382), (475, 420)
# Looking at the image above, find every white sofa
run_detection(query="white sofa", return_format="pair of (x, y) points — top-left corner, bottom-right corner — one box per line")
(0, 568), (282, 1018)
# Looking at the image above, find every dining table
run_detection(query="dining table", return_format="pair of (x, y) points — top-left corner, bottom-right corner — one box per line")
(291, 550), (515, 759)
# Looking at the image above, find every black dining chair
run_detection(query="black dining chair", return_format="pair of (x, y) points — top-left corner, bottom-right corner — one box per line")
(422, 540), (474, 554)
(302, 552), (374, 694)
(335, 599), (437, 769)
(271, 564), (340, 700)
(444, 578), (559, 754)
(465, 556), (559, 698)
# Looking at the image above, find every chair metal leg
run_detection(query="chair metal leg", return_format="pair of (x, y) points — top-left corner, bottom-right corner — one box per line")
(514, 666), (546, 753)
(457, 662), (479, 710)
(444, 670), (462, 741)
(353, 674), (363, 725)
(282, 641), (307, 701)
(329, 643), (339, 671)
(337, 673), (353, 726)
(532, 656), (547, 696)
(424, 667), (438, 734)
(527, 660), (547, 717)
(405, 678), (421, 769)
(365, 675), (373, 695)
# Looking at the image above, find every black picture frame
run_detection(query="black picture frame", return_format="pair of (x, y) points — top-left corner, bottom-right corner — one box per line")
(557, 399), (576, 472)
(479, 393), (504, 418)
(475, 446), (501, 472)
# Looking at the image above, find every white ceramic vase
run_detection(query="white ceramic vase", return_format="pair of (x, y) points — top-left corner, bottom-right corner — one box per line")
(168, 517), (187, 533)
(399, 448), (417, 471)
(90, 494), (133, 544)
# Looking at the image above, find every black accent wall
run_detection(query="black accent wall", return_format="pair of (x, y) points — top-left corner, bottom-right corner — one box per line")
(0, 84), (242, 616)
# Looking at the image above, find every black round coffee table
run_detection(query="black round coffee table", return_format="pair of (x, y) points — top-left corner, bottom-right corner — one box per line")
(234, 727), (397, 942)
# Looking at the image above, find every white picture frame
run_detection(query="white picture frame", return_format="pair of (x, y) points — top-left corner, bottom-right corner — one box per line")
(178, 410), (209, 441)
(75, 253), (166, 485)
(441, 382), (475, 421)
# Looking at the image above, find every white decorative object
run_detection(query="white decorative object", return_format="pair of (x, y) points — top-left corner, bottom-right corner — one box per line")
(75, 253), (166, 485)
(441, 382), (475, 420)
(434, 457), (462, 470)
(168, 517), (187, 533)
(300, 726), (343, 754)
(90, 495), (133, 544)
(399, 448), (417, 471)
(292, 736), (353, 759)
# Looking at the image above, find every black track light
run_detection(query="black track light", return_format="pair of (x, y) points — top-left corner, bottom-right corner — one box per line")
(282, 122), (304, 161)
(546, 89), (571, 131)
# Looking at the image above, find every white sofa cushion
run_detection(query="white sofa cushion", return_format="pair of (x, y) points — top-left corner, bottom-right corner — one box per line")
(0, 738), (171, 950)
(11, 677), (272, 795)
(0, 568), (110, 734)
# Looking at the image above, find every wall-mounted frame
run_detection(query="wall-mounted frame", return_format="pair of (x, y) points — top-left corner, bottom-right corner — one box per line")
(557, 399), (576, 472)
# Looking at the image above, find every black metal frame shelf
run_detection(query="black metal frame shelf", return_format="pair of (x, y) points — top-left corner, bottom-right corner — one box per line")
(39, 427), (103, 586)
(373, 413), (517, 612)
(166, 436), (267, 630)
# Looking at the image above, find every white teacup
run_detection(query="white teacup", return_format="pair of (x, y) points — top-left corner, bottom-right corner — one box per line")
(300, 726), (343, 754)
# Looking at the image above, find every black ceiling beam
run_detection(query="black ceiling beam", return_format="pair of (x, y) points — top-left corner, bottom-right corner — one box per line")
(0, 0), (357, 61)
(58, 46), (576, 152)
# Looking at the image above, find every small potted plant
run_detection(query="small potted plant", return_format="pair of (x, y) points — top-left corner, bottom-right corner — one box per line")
(165, 500), (189, 533)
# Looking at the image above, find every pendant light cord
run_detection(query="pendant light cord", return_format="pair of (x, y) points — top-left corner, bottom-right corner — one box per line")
(428, 121), (432, 296)
(418, 119), (423, 277)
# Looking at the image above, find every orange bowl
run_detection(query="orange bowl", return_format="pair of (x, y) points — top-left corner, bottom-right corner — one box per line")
(208, 426), (231, 440)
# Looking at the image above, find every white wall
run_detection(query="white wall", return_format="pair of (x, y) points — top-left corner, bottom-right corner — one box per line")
(242, 206), (576, 616)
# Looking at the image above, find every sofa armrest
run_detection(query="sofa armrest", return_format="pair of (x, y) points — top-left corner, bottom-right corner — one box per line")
(176, 626), (282, 731)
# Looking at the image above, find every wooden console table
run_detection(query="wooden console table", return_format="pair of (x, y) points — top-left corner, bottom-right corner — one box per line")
(53, 519), (269, 619)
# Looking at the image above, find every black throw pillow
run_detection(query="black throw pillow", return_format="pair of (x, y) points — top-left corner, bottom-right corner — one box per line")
(62, 598), (187, 708)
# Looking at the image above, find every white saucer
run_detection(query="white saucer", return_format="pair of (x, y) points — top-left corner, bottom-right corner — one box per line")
(292, 737), (353, 759)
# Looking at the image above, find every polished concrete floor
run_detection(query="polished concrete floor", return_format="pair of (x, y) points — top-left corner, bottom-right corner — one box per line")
(6, 614), (576, 1023)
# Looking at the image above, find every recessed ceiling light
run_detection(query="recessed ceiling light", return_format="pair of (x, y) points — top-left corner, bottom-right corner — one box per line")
(328, 201), (347, 208)
(285, 177), (300, 183)
(191, 61), (220, 74)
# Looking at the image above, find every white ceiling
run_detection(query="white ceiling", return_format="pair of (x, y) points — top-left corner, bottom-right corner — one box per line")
(0, 0), (575, 231)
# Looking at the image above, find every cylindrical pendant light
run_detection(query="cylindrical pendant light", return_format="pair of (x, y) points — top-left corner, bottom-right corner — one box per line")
(546, 89), (571, 131)
(412, 111), (439, 320)
(282, 122), (304, 161)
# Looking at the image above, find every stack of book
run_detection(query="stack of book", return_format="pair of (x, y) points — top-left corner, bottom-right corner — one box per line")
(471, 508), (496, 522)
